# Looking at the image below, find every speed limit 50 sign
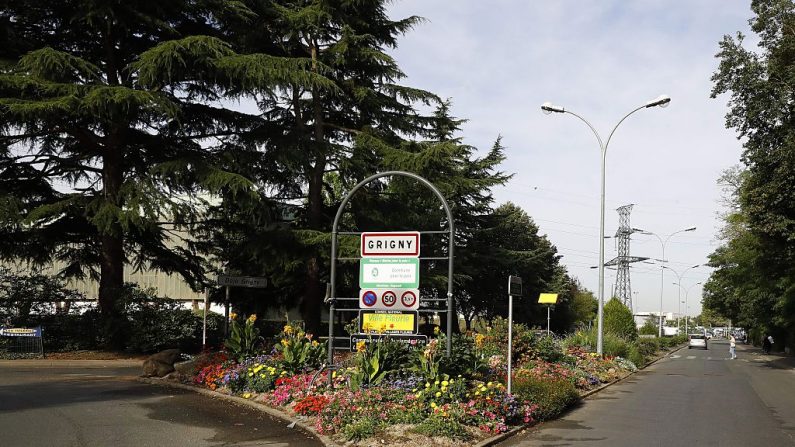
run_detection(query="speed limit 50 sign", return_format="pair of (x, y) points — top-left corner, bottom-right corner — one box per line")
(359, 288), (419, 310)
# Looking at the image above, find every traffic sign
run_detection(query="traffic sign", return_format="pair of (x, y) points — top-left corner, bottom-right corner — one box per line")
(350, 334), (428, 351)
(361, 232), (420, 257)
(359, 310), (418, 334)
(217, 275), (268, 288)
(538, 293), (559, 304)
(358, 288), (420, 310)
(359, 258), (419, 288)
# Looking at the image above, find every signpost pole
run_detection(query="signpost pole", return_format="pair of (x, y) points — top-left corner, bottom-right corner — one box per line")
(547, 305), (551, 336)
(202, 289), (209, 350)
(224, 285), (230, 337)
(507, 276), (513, 395)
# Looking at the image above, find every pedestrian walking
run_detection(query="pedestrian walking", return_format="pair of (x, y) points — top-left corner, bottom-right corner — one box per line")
(763, 334), (771, 354)
(729, 334), (737, 359)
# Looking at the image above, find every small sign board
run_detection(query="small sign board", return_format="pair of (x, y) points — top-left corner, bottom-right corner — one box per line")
(359, 310), (418, 334)
(509, 276), (523, 296)
(359, 258), (419, 288)
(359, 288), (419, 310)
(361, 232), (420, 257)
(217, 275), (268, 288)
(0, 327), (41, 337)
(350, 333), (428, 351)
(538, 293), (559, 304)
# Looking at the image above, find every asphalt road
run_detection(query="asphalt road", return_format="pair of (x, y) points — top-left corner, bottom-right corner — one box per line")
(500, 340), (795, 447)
(0, 360), (322, 447)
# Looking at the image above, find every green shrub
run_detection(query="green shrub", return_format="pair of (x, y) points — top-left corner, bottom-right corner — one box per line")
(604, 298), (638, 341)
(635, 338), (661, 360)
(638, 319), (659, 336)
(512, 376), (580, 421)
(627, 346), (644, 367)
(341, 417), (380, 441)
(440, 334), (483, 377)
(411, 414), (472, 441)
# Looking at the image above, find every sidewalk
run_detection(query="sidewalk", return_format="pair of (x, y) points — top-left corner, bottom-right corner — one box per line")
(0, 358), (141, 368)
(737, 342), (795, 369)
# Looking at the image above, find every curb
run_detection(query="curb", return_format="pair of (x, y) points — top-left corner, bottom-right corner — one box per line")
(137, 377), (338, 447)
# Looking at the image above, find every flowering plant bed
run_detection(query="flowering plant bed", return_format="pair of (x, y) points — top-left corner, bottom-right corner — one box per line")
(182, 317), (661, 446)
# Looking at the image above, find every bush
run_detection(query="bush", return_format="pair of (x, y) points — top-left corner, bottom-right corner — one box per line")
(512, 376), (579, 421)
(638, 319), (659, 336)
(627, 346), (644, 367)
(412, 414), (472, 441)
(634, 338), (661, 360)
(604, 298), (638, 341)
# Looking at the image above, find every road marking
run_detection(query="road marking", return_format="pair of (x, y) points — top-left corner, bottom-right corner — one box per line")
(686, 356), (696, 359)
(671, 355), (681, 359)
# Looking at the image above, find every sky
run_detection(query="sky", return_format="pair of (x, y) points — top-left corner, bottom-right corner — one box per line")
(383, 1), (756, 318)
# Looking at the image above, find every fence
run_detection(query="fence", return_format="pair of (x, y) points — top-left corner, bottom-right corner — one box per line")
(0, 326), (45, 358)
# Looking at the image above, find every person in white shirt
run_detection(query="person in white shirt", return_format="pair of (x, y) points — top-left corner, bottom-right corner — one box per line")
(729, 335), (737, 359)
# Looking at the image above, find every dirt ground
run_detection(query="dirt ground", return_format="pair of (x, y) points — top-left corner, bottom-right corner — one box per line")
(43, 350), (149, 360)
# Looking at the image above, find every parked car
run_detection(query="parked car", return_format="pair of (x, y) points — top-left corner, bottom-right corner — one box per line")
(688, 334), (708, 350)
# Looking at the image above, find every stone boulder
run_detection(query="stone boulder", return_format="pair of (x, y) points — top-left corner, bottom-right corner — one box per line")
(142, 349), (181, 378)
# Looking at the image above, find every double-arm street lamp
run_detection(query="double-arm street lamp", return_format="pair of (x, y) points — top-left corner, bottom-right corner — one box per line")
(541, 95), (671, 354)
(672, 280), (703, 334)
(636, 227), (696, 337)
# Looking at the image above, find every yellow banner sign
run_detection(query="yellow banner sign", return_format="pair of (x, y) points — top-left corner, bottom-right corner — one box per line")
(360, 311), (417, 334)
(538, 293), (559, 304)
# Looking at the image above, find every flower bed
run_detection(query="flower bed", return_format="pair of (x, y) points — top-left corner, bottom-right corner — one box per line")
(183, 317), (651, 445)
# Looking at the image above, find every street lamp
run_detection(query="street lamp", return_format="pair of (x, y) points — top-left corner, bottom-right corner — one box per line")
(673, 280), (702, 334)
(663, 264), (700, 333)
(542, 94), (671, 354)
(636, 227), (695, 337)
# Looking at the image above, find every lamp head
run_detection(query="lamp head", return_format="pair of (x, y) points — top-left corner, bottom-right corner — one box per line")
(684, 226), (696, 231)
(541, 102), (565, 114)
(645, 94), (671, 108)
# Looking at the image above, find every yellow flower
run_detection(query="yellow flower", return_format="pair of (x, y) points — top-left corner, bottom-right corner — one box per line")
(416, 392), (422, 398)
(430, 402), (437, 408)
(475, 333), (485, 348)
(434, 326), (440, 335)
(311, 340), (319, 347)
(356, 340), (367, 352)
(441, 387), (447, 393)
(362, 322), (373, 333)
(425, 382), (430, 388)
(242, 393), (251, 399)
(441, 381), (449, 387)
(435, 392), (441, 397)
(281, 339), (290, 347)
(248, 314), (257, 323)
(378, 323), (387, 334)
(229, 312), (238, 320)
(434, 380), (440, 385)
(474, 391), (480, 396)
(332, 371), (337, 378)
(283, 324), (294, 335)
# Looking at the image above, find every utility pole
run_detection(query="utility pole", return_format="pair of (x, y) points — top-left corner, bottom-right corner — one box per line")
(605, 204), (647, 313)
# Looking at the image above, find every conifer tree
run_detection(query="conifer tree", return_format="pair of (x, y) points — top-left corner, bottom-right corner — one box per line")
(0, 0), (331, 347)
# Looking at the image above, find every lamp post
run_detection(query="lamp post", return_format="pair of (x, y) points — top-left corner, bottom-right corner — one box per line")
(542, 95), (671, 354)
(673, 280), (702, 334)
(636, 227), (696, 337)
(663, 264), (700, 333)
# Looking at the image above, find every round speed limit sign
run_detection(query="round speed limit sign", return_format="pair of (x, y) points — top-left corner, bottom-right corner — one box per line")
(381, 291), (397, 307)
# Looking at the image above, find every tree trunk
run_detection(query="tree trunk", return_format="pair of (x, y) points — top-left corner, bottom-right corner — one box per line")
(300, 38), (326, 336)
(98, 144), (126, 349)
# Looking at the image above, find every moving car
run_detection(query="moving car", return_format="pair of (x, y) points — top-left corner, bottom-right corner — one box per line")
(688, 334), (708, 349)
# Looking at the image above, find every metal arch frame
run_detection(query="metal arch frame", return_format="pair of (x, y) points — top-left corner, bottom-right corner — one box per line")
(327, 171), (455, 369)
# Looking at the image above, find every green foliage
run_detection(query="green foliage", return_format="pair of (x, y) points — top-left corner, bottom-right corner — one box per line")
(273, 322), (325, 374)
(708, 0), (795, 350)
(411, 414), (472, 441)
(512, 376), (579, 421)
(439, 334), (483, 378)
(562, 329), (632, 359)
(350, 337), (387, 390)
(411, 338), (443, 381)
(639, 319), (659, 336)
(225, 314), (264, 361)
(604, 298), (638, 341)
(341, 418), (379, 442)
(635, 338), (661, 361)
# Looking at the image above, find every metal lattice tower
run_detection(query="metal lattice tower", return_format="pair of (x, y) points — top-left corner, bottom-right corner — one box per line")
(605, 204), (647, 312)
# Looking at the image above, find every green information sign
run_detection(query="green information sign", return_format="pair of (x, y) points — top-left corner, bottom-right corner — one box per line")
(359, 257), (419, 288)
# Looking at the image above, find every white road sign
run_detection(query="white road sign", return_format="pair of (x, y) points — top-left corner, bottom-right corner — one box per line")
(361, 232), (420, 257)
(359, 288), (420, 310)
(359, 257), (419, 288)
